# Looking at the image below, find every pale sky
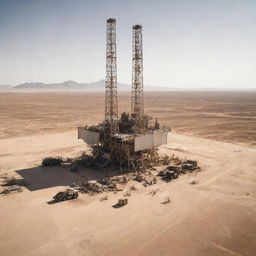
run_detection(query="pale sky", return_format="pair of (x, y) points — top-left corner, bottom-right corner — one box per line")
(0, 0), (255, 89)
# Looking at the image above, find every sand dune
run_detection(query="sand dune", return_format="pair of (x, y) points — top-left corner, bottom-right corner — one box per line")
(0, 131), (255, 256)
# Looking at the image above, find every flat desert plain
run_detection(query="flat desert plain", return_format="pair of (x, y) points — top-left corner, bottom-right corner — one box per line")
(0, 91), (256, 256)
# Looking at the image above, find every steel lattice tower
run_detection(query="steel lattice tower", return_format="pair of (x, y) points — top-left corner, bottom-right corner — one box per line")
(131, 24), (144, 133)
(105, 18), (118, 135)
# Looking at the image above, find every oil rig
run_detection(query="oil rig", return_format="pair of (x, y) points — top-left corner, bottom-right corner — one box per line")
(78, 18), (169, 170)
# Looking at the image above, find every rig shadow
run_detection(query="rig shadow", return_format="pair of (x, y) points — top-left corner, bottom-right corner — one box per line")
(16, 165), (121, 192)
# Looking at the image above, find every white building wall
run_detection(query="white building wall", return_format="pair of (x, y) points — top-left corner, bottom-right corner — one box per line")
(134, 131), (168, 152)
(78, 127), (100, 145)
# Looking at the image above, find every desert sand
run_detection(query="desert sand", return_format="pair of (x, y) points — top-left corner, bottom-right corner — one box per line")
(0, 92), (256, 256)
(0, 91), (255, 147)
(0, 130), (256, 256)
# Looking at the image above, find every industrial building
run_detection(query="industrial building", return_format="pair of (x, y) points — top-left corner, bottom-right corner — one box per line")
(78, 18), (169, 170)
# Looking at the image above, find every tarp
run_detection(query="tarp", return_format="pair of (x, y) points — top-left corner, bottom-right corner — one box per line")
(77, 127), (100, 145)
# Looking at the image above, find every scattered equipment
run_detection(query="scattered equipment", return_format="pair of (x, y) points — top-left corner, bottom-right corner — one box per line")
(53, 188), (79, 202)
(117, 198), (128, 207)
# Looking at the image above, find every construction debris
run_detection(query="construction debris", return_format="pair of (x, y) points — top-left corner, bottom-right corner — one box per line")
(133, 172), (157, 187)
(158, 159), (201, 182)
(2, 176), (27, 186)
(0, 176), (27, 195)
(186, 160), (198, 166)
(130, 184), (137, 190)
(78, 180), (105, 194)
(39, 151), (201, 203)
(41, 153), (100, 171)
(161, 155), (172, 165)
(134, 173), (144, 182)
(124, 190), (131, 197)
(143, 177), (157, 187)
(0, 185), (23, 194)
(71, 155), (95, 169)
(100, 195), (108, 201)
(117, 198), (128, 207)
(42, 157), (63, 166)
(149, 188), (159, 196)
(78, 177), (125, 195)
(104, 176), (129, 185)
(53, 188), (78, 201)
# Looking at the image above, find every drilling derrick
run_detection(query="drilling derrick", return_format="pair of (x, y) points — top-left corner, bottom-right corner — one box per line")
(131, 24), (144, 134)
(78, 19), (169, 171)
(105, 18), (118, 135)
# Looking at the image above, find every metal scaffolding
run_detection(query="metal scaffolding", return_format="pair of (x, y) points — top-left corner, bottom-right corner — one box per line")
(131, 24), (144, 134)
(78, 19), (169, 170)
(105, 18), (118, 135)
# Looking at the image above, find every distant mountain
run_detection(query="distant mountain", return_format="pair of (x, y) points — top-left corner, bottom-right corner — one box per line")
(2, 81), (254, 91)
(14, 80), (131, 91)
(0, 80), (171, 91)
(0, 84), (14, 90)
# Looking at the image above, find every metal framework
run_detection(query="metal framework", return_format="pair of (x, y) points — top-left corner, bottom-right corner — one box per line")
(78, 18), (169, 171)
(105, 18), (118, 135)
(131, 24), (144, 134)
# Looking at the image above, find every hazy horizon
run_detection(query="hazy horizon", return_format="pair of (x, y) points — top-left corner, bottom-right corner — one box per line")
(0, 0), (256, 89)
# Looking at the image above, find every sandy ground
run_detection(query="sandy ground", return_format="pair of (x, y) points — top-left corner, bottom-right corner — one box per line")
(0, 91), (255, 147)
(0, 130), (255, 256)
